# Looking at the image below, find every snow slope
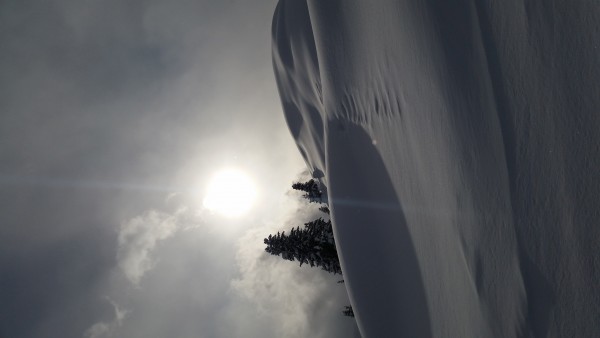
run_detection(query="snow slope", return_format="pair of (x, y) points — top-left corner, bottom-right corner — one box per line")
(273, 1), (600, 337)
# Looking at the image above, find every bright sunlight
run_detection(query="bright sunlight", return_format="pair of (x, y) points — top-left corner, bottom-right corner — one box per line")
(203, 169), (258, 218)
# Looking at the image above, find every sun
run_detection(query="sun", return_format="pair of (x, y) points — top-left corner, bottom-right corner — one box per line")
(202, 169), (258, 218)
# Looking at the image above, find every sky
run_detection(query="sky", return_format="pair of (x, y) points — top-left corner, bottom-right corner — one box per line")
(0, 0), (359, 337)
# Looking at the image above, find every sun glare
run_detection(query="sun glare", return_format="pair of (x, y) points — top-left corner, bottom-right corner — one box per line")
(202, 169), (257, 218)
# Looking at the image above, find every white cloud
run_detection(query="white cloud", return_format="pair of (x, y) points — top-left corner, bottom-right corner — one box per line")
(227, 198), (350, 338)
(105, 173), (356, 338)
(84, 322), (111, 338)
(117, 208), (190, 286)
(84, 298), (130, 338)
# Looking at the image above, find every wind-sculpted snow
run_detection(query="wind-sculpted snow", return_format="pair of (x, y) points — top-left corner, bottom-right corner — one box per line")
(273, 1), (600, 337)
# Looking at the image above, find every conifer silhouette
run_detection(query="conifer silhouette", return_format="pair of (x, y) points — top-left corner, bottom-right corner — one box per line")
(264, 218), (341, 274)
(292, 179), (322, 203)
(342, 306), (354, 318)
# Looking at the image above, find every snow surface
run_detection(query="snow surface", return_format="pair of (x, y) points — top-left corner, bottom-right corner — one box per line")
(273, 1), (600, 337)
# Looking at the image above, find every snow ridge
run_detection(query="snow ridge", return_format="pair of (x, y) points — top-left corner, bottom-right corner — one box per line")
(273, 1), (600, 337)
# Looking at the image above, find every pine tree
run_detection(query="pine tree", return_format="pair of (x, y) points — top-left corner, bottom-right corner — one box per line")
(319, 206), (330, 214)
(292, 179), (322, 203)
(264, 218), (341, 275)
(342, 306), (354, 318)
(265, 180), (351, 319)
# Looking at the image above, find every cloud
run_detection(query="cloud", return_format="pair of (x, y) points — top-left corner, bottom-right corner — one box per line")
(0, 0), (315, 337)
(225, 197), (357, 338)
(117, 207), (192, 286)
(231, 229), (315, 336)
(84, 298), (129, 338)
(100, 175), (357, 338)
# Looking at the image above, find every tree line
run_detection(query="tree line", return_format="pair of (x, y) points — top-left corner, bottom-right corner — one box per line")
(264, 179), (354, 318)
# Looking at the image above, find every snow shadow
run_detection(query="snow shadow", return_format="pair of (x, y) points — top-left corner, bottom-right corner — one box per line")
(326, 121), (432, 338)
(272, 0), (327, 177)
(425, 2), (556, 336)
(472, 3), (557, 337)
(518, 252), (555, 338)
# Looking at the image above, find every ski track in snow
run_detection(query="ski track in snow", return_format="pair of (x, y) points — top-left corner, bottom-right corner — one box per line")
(273, 1), (600, 337)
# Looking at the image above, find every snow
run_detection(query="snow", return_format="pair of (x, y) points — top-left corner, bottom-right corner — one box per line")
(273, 1), (600, 337)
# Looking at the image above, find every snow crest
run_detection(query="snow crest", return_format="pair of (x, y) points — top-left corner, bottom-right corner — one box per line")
(273, 1), (600, 337)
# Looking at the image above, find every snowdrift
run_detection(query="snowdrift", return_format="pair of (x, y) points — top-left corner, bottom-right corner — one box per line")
(273, 1), (600, 337)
